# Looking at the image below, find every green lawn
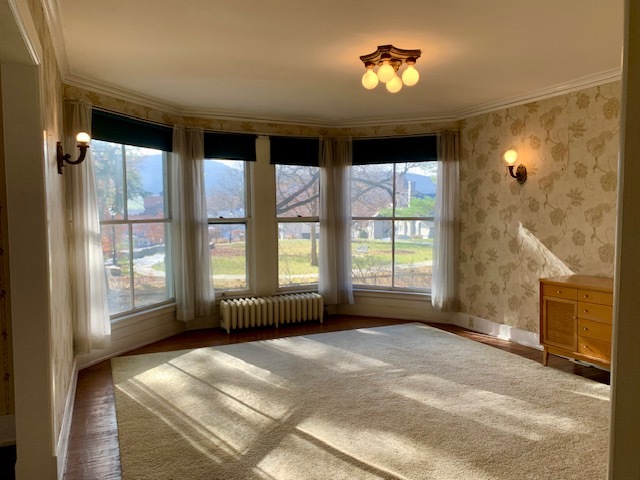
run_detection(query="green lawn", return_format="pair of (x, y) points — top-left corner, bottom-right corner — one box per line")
(148, 238), (434, 288)
(211, 239), (433, 287)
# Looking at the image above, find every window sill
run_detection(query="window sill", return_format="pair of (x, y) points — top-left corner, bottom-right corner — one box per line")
(111, 302), (177, 330)
(353, 289), (431, 302)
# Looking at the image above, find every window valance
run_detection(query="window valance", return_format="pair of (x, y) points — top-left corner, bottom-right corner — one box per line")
(92, 110), (173, 151)
(352, 135), (437, 165)
(270, 137), (319, 166)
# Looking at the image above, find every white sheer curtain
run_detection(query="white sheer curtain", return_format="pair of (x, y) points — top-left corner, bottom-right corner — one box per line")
(64, 100), (111, 353)
(171, 126), (214, 321)
(319, 137), (354, 305)
(432, 131), (460, 311)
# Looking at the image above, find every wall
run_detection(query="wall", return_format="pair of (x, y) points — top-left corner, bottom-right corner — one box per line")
(0, 62), (15, 421)
(459, 82), (621, 333)
(25, 0), (74, 452)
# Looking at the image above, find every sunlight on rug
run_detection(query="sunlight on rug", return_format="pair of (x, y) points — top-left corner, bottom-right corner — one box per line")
(111, 323), (610, 480)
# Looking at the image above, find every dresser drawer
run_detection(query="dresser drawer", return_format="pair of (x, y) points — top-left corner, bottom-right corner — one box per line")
(578, 336), (611, 362)
(542, 284), (577, 300)
(577, 302), (612, 324)
(578, 318), (612, 342)
(578, 289), (613, 306)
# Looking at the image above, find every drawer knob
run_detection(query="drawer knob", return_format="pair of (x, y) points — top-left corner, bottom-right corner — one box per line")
(583, 327), (588, 331)
(557, 290), (562, 293)
(584, 294), (589, 298)
(584, 310), (588, 313)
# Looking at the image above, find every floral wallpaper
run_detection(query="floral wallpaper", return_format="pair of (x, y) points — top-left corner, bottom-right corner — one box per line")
(459, 82), (620, 332)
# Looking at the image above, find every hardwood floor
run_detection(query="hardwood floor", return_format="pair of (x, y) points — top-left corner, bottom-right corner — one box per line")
(62, 315), (610, 479)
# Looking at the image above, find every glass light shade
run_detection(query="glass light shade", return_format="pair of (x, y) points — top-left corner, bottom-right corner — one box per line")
(386, 75), (403, 93)
(362, 69), (379, 89)
(377, 61), (395, 83)
(402, 65), (419, 86)
(503, 149), (518, 166)
(76, 131), (91, 144)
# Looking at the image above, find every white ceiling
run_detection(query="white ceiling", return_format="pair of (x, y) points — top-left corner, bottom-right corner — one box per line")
(54, 0), (624, 126)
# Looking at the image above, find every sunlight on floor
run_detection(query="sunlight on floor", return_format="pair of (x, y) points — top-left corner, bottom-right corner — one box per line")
(393, 373), (584, 441)
(263, 336), (390, 372)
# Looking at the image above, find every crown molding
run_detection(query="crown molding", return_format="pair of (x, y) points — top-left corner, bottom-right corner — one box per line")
(454, 68), (622, 120)
(41, 0), (69, 76)
(64, 67), (622, 130)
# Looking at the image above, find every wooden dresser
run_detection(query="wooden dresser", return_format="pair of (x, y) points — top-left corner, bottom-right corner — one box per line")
(540, 275), (614, 369)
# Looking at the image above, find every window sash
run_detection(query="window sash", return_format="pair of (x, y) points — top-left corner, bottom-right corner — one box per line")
(95, 143), (173, 317)
(351, 161), (434, 291)
(205, 159), (251, 292)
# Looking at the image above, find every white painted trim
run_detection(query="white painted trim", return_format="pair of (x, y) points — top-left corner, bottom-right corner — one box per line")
(111, 303), (176, 328)
(55, 358), (77, 480)
(76, 311), (184, 369)
(7, 0), (42, 65)
(450, 312), (541, 350)
(0, 415), (16, 447)
(40, 0), (70, 76)
(335, 290), (453, 323)
(63, 69), (621, 129)
(185, 314), (218, 331)
(2, 61), (57, 478)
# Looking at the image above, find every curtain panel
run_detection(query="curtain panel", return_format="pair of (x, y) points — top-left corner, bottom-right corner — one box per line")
(64, 100), (111, 353)
(171, 126), (214, 321)
(432, 131), (460, 312)
(319, 137), (354, 305)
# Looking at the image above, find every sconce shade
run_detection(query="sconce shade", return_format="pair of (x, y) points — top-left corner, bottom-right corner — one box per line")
(503, 149), (518, 166)
(76, 131), (91, 144)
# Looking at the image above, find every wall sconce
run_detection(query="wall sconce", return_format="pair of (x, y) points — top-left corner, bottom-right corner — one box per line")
(503, 149), (527, 184)
(57, 132), (91, 175)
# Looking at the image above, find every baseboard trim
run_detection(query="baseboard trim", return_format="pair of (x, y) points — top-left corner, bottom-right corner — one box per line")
(56, 358), (78, 479)
(450, 313), (541, 350)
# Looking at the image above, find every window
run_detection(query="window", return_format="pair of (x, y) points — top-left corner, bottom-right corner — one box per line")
(351, 161), (437, 290)
(204, 159), (249, 291)
(270, 137), (320, 289)
(93, 140), (173, 316)
(275, 164), (320, 287)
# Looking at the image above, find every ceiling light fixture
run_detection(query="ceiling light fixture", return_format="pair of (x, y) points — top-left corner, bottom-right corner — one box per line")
(360, 45), (422, 93)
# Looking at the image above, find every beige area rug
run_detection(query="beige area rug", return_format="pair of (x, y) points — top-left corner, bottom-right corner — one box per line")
(111, 323), (610, 480)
